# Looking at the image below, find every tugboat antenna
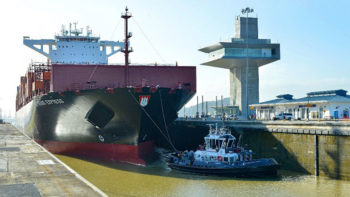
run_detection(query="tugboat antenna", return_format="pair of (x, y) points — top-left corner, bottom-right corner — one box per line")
(221, 95), (225, 128)
(121, 6), (133, 87)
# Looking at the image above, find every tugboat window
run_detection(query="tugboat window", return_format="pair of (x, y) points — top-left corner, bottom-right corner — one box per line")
(210, 139), (215, 149)
(230, 157), (234, 163)
(216, 140), (221, 148)
(224, 157), (228, 162)
(205, 138), (210, 149)
(227, 139), (233, 148)
(220, 140), (223, 148)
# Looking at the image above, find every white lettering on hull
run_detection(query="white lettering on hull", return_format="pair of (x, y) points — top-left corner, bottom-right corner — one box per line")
(38, 99), (65, 106)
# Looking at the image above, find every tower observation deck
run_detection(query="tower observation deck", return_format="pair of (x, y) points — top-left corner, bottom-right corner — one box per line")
(199, 14), (280, 119)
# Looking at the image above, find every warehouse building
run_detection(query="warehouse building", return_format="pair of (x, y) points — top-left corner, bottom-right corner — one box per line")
(250, 89), (350, 120)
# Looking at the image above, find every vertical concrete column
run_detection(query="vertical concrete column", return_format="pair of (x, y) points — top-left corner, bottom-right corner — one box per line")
(247, 62), (259, 117)
(230, 62), (259, 118)
(230, 66), (241, 109)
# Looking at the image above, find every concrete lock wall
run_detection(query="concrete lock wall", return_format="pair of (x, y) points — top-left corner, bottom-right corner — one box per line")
(319, 135), (350, 179)
(238, 130), (350, 179)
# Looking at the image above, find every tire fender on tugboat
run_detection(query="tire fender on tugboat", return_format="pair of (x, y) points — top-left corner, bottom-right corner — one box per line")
(217, 156), (223, 162)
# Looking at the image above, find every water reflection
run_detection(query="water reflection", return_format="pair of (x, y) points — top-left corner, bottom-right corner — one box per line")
(56, 154), (350, 197)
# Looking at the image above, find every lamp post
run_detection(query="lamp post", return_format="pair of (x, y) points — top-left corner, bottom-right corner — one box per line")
(241, 7), (254, 120)
(215, 96), (218, 118)
(307, 95), (310, 120)
(196, 96), (199, 118)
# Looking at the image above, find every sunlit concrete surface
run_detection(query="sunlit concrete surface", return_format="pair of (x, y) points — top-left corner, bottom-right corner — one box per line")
(0, 124), (106, 197)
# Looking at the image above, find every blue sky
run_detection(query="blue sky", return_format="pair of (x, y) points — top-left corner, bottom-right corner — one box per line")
(0, 0), (349, 116)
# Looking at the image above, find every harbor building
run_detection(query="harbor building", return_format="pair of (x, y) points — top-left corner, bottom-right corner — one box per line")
(251, 89), (350, 120)
(199, 13), (280, 119)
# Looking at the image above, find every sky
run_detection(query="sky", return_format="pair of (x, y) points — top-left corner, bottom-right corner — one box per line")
(0, 0), (350, 117)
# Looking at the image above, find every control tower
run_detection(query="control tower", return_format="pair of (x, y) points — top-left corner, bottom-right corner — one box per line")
(199, 11), (280, 119)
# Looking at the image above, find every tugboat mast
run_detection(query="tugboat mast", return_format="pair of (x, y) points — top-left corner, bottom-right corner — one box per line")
(121, 7), (133, 87)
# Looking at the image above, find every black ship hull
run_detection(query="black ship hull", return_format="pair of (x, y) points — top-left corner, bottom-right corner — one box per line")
(15, 87), (194, 165)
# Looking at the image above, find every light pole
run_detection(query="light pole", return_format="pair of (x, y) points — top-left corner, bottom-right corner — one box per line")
(196, 96), (199, 118)
(241, 7), (254, 120)
(307, 95), (310, 120)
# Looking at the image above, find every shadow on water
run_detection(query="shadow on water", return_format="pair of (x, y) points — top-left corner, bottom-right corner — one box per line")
(62, 152), (285, 182)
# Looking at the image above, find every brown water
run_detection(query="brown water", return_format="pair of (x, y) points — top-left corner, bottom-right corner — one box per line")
(56, 155), (350, 197)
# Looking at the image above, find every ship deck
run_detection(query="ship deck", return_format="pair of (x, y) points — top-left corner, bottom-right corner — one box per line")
(0, 124), (106, 196)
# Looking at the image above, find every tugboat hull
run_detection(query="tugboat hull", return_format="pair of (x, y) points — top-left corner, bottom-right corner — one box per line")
(167, 158), (280, 176)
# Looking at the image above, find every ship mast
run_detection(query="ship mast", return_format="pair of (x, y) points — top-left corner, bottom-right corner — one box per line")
(121, 7), (133, 87)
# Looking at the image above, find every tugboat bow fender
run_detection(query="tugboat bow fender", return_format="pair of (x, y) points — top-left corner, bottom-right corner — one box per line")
(217, 156), (223, 162)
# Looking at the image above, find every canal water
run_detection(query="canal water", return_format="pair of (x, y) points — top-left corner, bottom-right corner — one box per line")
(56, 154), (350, 197)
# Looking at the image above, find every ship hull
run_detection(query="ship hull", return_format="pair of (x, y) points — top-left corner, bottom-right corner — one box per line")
(15, 87), (194, 165)
(36, 139), (154, 165)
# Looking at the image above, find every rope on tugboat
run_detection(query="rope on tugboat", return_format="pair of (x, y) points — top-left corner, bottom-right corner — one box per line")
(128, 90), (178, 152)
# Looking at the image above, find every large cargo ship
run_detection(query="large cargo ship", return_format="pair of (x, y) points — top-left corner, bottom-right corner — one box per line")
(15, 8), (196, 165)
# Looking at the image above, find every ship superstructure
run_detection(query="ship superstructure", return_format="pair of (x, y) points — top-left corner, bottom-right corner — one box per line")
(23, 23), (124, 64)
(15, 8), (196, 165)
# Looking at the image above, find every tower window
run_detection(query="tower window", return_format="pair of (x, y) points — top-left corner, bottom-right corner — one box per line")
(272, 48), (276, 55)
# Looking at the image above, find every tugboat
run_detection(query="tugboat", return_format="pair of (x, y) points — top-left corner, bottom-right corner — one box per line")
(166, 125), (280, 176)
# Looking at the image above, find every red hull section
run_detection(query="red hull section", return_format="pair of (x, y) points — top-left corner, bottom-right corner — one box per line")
(36, 139), (155, 165)
(51, 64), (196, 92)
